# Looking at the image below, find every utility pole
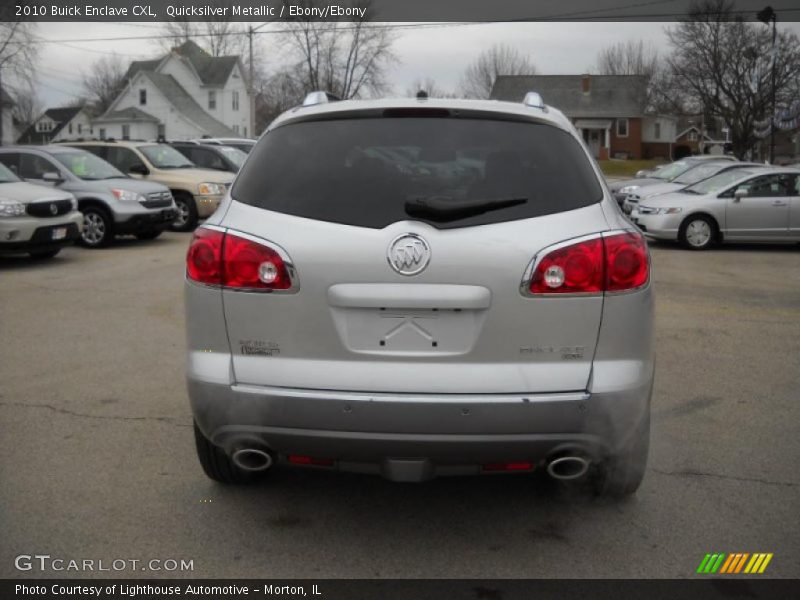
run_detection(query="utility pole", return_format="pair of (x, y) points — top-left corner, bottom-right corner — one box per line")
(248, 25), (254, 139)
(247, 22), (269, 139)
(757, 6), (778, 164)
(0, 68), (4, 146)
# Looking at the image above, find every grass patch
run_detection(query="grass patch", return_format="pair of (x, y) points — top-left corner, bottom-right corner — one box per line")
(599, 159), (667, 178)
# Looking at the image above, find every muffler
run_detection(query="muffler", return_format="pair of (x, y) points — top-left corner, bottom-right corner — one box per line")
(231, 447), (274, 472)
(546, 455), (590, 480)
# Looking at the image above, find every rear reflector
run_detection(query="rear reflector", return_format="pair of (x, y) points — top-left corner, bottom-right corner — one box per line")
(288, 455), (334, 467)
(483, 462), (534, 472)
(186, 227), (294, 291)
(528, 231), (648, 295)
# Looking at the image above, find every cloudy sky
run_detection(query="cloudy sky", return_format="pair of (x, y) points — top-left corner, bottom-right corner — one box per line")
(22, 20), (800, 107)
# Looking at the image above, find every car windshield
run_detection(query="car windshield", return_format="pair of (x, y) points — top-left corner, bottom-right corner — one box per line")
(683, 169), (758, 195)
(673, 163), (726, 185)
(232, 116), (603, 229)
(218, 146), (247, 168)
(0, 161), (20, 183)
(139, 144), (194, 169)
(652, 160), (692, 180)
(52, 150), (125, 180)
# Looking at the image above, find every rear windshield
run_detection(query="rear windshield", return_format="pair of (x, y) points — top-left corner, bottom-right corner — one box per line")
(232, 117), (603, 229)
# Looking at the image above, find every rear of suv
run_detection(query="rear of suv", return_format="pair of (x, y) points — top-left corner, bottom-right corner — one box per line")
(67, 141), (233, 231)
(186, 93), (654, 496)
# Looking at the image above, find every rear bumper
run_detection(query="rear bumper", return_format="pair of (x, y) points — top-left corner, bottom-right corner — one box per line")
(188, 374), (652, 479)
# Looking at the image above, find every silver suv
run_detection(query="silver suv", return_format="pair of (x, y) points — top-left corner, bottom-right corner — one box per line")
(185, 93), (654, 496)
(0, 146), (176, 247)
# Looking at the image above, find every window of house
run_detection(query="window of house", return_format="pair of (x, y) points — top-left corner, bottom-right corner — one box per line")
(654, 122), (661, 140)
(244, 126), (247, 137)
(139, 89), (147, 105)
(233, 125), (239, 134)
(208, 91), (217, 110)
(616, 118), (629, 138)
(688, 131), (698, 142)
(232, 91), (239, 111)
(122, 124), (130, 140)
(78, 124), (82, 134)
(99, 128), (106, 140)
(69, 123), (73, 134)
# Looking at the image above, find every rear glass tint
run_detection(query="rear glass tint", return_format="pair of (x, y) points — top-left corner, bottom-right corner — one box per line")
(232, 117), (603, 229)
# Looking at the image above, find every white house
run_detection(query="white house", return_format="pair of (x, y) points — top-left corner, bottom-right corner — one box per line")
(97, 41), (251, 141)
(16, 105), (94, 144)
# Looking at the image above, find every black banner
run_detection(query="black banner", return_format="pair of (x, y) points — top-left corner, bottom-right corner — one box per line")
(2, 0), (800, 22)
(3, 579), (800, 600)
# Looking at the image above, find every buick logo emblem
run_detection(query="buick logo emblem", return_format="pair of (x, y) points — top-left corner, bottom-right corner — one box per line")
(49, 203), (58, 215)
(387, 233), (431, 276)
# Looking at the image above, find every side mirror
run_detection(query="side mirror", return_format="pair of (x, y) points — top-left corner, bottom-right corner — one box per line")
(42, 172), (63, 184)
(734, 187), (748, 200)
(128, 163), (150, 176)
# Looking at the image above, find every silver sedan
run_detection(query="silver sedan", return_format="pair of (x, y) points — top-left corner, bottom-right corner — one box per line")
(631, 167), (800, 249)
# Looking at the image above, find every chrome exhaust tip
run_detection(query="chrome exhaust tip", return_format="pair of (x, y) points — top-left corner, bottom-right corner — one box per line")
(231, 447), (274, 472)
(546, 456), (590, 480)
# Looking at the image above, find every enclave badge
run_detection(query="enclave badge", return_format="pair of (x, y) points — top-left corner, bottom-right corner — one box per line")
(387, 233), (431, 275)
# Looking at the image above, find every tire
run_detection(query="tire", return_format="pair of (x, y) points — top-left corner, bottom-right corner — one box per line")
(193, 421), (263, 484)
(29, 248), (61, 259)
(595, 413), (650, 497)
(170, 194), (198, 232)
(79, 206), (113, 248)
(679, 215), (717, 250)
(135, 230), (163, 240)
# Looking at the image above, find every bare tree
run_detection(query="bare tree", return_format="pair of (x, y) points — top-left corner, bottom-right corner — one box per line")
(596, 40), (660, 78)
(665, 0), (800, 158)
(254, 70), (306, 130)
(156, 8), (248, 57)
(82, 54), (127, 115)
(459, 44), (536, 99)
(405, 77), (456, 98)
(283, 0), (397, 99)
(8, 81), (40, 137)
(0, 21), (38, 144)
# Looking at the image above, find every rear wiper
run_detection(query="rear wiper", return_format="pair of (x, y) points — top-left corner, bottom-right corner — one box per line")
(404, 196), (527, 222)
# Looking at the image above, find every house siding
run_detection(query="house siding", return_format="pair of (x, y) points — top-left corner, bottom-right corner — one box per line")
(111, 73), (205, 140)
(52, 111), (94, 141)
(610, 118), (642, 159)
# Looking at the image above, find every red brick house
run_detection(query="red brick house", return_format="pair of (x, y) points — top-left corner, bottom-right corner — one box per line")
(490, 74), (676, 160)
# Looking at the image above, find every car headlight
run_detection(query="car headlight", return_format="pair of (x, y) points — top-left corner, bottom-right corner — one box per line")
(111, 188), (145, 203)
(620, 185), (640, 194)
(197, 182), (224, 195)
(641, 206), (682, 215)
(0, 198), (25, 217)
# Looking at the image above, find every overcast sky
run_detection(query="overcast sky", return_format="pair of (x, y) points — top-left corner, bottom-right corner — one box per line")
(22, 20), (800, 107)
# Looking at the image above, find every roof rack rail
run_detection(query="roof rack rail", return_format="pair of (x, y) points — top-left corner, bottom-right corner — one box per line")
(302, 91), (341, 107)
(523, 92), (545, 110)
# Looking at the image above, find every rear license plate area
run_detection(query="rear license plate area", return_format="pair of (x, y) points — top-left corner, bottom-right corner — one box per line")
(51, 227), (67, 240)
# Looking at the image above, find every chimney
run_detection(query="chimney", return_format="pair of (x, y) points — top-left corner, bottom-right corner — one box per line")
(582, 74), (591, 94)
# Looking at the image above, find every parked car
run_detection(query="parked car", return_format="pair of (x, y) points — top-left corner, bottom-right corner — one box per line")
(631, 166), (800, 249)
(622, 161), (761, 214)
(0, 161), (82, 258)
(0, 146), (177, 248)
(191, 138), (256, 154)
(610, 155), (739, 206)
(67, 141), (233, 231)
(170, 142), (247, 174)
(185, 92), (654, 496)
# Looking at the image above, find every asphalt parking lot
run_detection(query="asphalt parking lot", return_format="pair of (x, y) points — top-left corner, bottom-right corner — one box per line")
(1, 233), (799, 579)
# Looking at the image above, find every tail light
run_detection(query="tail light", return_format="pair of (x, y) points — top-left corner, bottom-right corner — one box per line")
(288, 455), (334, 467)
(483, 461), (535, 472)
(186, 227), (295, 291)
(526, 231), (648, 295)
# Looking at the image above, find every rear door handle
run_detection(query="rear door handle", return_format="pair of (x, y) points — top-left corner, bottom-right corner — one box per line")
(772, 200), (787, 206)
